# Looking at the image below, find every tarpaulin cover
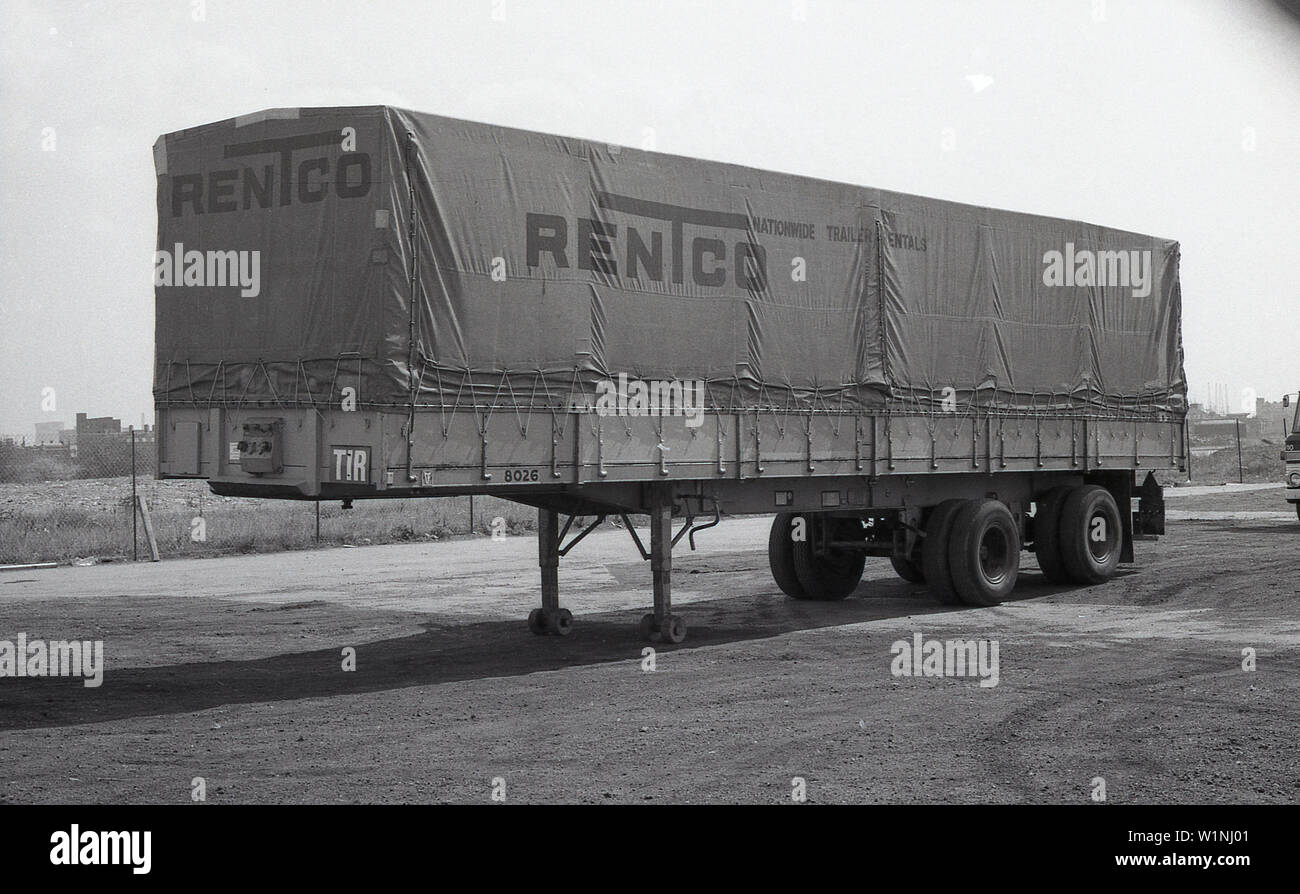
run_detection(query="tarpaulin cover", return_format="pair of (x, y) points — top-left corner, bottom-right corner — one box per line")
(154, 106), (1187, 415)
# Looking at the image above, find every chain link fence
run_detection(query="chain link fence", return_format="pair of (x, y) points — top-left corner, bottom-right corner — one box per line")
(0, 432), (535, 566)
(0, 432), (156, 483)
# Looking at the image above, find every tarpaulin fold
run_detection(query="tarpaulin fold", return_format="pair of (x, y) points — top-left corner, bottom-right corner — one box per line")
(154, 106), (1186, 416)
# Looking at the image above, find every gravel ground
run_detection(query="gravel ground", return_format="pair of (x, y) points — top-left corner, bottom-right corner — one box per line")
(0, 487), (1295, 804)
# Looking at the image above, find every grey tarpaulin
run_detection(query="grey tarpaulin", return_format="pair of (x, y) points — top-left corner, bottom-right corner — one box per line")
(154, 106), (1186, 416)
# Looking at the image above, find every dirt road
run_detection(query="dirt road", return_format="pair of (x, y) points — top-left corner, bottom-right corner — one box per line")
(1, 496), (1296, 804)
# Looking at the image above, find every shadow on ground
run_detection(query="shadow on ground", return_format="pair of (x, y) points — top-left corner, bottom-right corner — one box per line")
(0, 572), (1078, 731)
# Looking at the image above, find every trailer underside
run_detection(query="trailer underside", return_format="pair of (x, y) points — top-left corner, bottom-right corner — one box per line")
(156, 404), (1182, 643)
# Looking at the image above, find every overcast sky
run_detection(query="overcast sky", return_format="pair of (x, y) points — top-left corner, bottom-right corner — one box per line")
(1, 0), (1297, 439)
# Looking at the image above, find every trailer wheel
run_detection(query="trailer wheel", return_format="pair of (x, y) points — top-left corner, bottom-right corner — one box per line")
(553, 608), (574, 635)
(889, 554), (926, 583)
(921, 500), (966, 605)
(529, 607), (573, 636)
(767, 513), (807, 598)
(659, 614), (687, 644)
(791, 516), (866, 600)
(641, 613), (687, 643)
(1058, 485), (1122, 584)
(1032, 486), (1074, 584)
(528, 608), (547, 635)
(947, 499), (1020, 607)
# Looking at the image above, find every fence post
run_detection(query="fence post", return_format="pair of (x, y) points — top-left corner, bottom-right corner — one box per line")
(1235, 419), (1243, 484)
(131, 427), (138, 561)
(135, 493), (160, 561)
(469, 495), (475, 534)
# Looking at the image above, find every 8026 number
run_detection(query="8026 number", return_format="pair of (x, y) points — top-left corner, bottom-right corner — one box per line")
(504, 469), (539, 483)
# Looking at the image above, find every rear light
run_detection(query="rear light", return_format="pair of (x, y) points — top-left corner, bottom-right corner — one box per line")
(238, 419), (283, 474)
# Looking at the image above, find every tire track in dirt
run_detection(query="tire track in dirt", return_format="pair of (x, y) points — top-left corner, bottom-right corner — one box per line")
(979, 648), (1300, 803)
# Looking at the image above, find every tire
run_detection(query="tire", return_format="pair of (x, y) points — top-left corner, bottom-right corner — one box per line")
(658, 615), (687, 644)
(768, 513), (806, 599)
(1032, 485), (1074, 584)
(1058, 485), (1122, 584)
(791, 516), (866, 601)
(890, 553), (926, 583)
(947, 499), (1020, 607)
(528, 608), (546, 635)
(553, 608), (573, 636)
(921, 500), (966, 606)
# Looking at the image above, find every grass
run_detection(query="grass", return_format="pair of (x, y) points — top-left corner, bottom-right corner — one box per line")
(1165, 487), (1293, 514)
(0, 493), (536, 566)
(0, 435), (1289, 566)
(1185, 442), (1285, 486)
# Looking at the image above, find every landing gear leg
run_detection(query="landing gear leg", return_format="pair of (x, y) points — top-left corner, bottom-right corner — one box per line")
(529, 508), (573, 636)
(641, 485), (686, 644)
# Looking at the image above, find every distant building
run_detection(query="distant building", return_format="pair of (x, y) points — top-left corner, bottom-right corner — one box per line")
(1256, 397), (1293, 438)
(1190, 409), (1251, 444)
(33, 421), (65, 445)
(76, 412), (122, 435)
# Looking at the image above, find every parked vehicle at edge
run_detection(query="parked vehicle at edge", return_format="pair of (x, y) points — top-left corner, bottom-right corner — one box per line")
(1281, 393), (1300, 521)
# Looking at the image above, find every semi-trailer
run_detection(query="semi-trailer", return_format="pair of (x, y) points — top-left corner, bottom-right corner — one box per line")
(153, 106), (1187, 642)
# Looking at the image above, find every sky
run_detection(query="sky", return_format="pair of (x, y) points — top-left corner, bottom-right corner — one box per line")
(1, 0), (1297, 439)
